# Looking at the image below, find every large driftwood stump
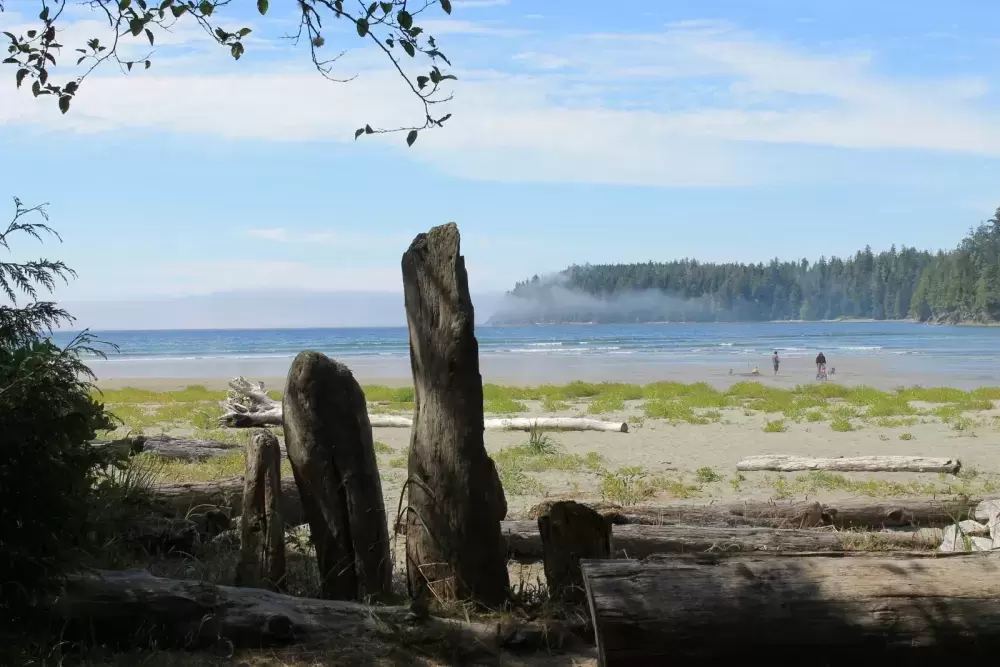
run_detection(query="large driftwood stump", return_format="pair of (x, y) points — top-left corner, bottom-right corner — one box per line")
(538, 501), (611, 603)
(283, 351), (392, 600)
(236, 429), (286, 591)
(582, 552), (1000, 665)
(402, 223), (510, 607)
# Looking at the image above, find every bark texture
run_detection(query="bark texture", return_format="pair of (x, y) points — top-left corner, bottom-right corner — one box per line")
(582, 552), (1000, 665)
(402, 223), (510, 607)
(283, 351), (392, 600)
(737, 455), (961, 474)
(538, 501), (612, 602)
(236, 429), (286, 591)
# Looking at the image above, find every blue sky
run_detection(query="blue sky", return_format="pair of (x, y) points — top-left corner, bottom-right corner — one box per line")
(2, 0), (1000, 321)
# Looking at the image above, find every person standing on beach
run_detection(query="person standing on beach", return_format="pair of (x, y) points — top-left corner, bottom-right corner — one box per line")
(772, 350), (780, 376)
(815, 351), (827, 374)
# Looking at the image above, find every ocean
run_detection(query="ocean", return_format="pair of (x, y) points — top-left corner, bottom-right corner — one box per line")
(55, 322), (1000, 387)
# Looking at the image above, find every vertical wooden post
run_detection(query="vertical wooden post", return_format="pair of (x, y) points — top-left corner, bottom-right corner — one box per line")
(235, 429), (285, 591)
(538, 500), (612, 603)
(283, 351), (392, 600)
(401, 222), (510, 608)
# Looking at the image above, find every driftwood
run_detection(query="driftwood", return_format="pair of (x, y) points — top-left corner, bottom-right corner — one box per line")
(526, 496), (984, 530)
(283, 352), (392, 600)
(402, 223), (510, 607)
(581, 552), (1000, 665)
(538, 501), (612, 603)
(92, 434), (245, 461)
(737, 454), (961, 474)
(236, 430), (286, 591)
(151, 478), (304, 527)
(502, 521), (943, 562)
(48, 569), (584, 654)
(220, 378), (626, 432)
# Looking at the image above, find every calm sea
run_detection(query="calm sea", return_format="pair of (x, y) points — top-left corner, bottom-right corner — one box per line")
(53, 322), (1000, 386)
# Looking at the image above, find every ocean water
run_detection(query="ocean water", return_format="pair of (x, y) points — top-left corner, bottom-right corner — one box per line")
(54, 322), (1000, 386)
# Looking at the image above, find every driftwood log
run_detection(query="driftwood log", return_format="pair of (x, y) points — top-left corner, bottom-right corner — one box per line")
(538, 501), (612, 603)
(47, 569), (584, 654)
(402, 223), (510, 607)
(235, 430), (285, 591)
(152, 477), (303, 526)
(502, 521), (942, 561)
(581, 552), (1000, 665)
(283, 351), (392, 600)
(91, 434), (245, 461)
(737, 455), (961, 474)
(219, 378), (626, 432)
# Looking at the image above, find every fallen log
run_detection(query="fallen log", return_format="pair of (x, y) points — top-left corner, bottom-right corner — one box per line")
(526, 497), (985, 530)
(152, 478), (304, 527)
(220, 377), (627, 432)
(91, 434), (246, 461)
(502, 521), (942, 561)
(736, 454), (961, 474)
(581, 552), (1000, 665)
(48, 569), (584, 655)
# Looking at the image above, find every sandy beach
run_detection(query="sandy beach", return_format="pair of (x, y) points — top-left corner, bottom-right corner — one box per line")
(96, 352), (1000, 521)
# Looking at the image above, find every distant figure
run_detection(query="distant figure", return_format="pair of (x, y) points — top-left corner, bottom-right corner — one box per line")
(772, 350), (780, 376)
(815, 351), (827, 375)
(752, 366), (760, 376)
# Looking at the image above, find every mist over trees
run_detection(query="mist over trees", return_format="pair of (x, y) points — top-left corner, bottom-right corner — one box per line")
(493, 208), (1000, 325)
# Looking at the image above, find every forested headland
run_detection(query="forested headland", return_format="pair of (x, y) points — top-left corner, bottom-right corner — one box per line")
(490, 208), (1000, 326)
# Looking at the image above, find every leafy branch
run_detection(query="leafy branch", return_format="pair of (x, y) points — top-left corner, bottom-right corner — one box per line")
(1, 0), (457, 144)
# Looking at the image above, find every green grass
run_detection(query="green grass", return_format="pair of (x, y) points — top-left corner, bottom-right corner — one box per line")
(830, 417), (854, 432)
(642, 400), (709, 424)
(483, 396), (528, 414)
(361, 385), (415, 403)
(873, 416), (919, 428)
(805, 410), (826, 422)
(373, 440), (393, 455)
(763, 419), (787, 433)
(599, 467), (656, 506)
(588, 394), (626, 415)
(897, 386), (972, 403)
(541, 396), (570, 412)
(899, 432), (914, 440)
(695, 467), (723, 483)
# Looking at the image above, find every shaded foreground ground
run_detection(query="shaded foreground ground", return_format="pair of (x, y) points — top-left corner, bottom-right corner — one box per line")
(39, 379), (1000, 665)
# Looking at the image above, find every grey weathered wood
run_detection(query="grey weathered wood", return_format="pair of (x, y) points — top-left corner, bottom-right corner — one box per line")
(151, 477), (304, 527)
(402, 223), (510, 607)
(236, 429), (286, 591)
(737, 454), (961, 474)
(502, 521), (942, 562)
(283, 351), (392, 601)
(91, 434), (245, 461)
(47, 569), (584, 654)
(538, 501), (612, 603)
(582, 552), (1000, 665)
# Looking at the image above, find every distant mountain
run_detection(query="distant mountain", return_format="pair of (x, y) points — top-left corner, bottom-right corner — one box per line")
(490, 209), (1000, 326)
(60, 289), (506, 330)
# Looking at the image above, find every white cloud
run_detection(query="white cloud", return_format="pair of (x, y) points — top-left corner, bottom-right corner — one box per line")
(245, 228), (414, 246)
(419, 18), (527, 36)
(2, 16), (1000, 188)
(158, 259), (404, 294)
(512, 51), (572, 70)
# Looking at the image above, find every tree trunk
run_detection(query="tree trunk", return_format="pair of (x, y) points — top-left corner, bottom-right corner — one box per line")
(402, 223), (510, 608)
(581, 552), (1000, 665)
(236, 429), (286, 591)
(283, 351), (392, 601)
(538, 501), (612, 603)
(502, 521), (942, 562)
(736, 455), (961, 474)
(46, 570), (584, 655)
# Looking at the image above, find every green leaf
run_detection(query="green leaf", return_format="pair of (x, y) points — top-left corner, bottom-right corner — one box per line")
(365, 124), (373, 134)
(64, 80), (79, 93)
(145, 28), (155, 45)
(354, 127), (365, 140)
(3, 31), (15, 40)
(58, 95), (70, 114)
(170, 5), (186, 16)
(366, 2), (377, 17)
(402, 40), (415, 57)
(397, 10), (413, 30)
(231, 42), (244, 60)
(119, 0), (131, 8)
(15, 68), (28, 88)
(440, 0), (452, 14)
(2, 58), (17, 64)
(145, 59), (151, 69)
(130, 19), (143, 37)
(406, 130), (418, 147)
(39, 6), (50, 21)
(199, 0), (213, 16)
(356, 18), (369, 37)
(126, 61), (133, 71)
(76, 55), (86, 65)
(160, 0), (174, 9)
(416, 75), (428, 89)
(238, 27), (252, 37)
(380, 2), (393, 14)
(257, 0), (268, 15)
(31, 80), (41, 97)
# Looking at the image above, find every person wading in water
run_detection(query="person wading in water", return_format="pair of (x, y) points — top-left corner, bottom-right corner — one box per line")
(772, 350), (780, 376)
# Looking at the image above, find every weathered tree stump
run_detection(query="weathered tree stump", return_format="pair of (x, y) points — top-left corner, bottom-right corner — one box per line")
(538, 501), (611, 603)
(235, 429), (286, 591)
(401, 223), (510, 608)
(283, 351), (392, 600)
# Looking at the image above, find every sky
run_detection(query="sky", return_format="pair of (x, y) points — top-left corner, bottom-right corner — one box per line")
(2, 0), (1000, 328)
